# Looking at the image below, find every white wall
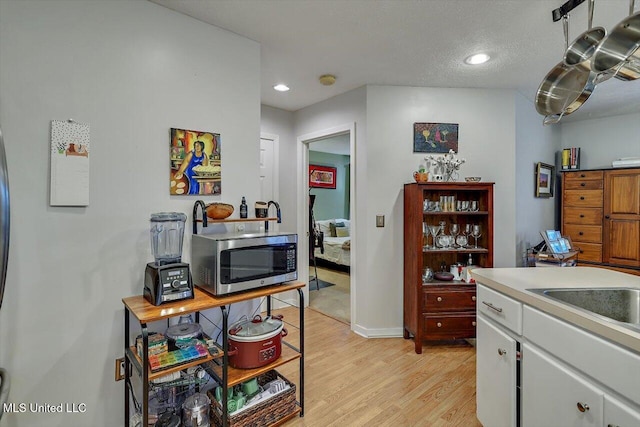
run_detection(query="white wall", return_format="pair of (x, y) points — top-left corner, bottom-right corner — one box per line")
(559, 112), (640, 169)
(0, 1), (260, 426)
(364, 85), (518, 332)
(515, 92), (559, 265)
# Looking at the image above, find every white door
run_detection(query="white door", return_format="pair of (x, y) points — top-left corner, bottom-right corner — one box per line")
(476, 316), (518, 427)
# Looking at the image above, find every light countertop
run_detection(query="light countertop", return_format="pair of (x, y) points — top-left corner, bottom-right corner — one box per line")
(471, 267), (640, 353)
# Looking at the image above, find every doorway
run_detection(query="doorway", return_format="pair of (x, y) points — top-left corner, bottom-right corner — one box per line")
(297, 124), (355, 328)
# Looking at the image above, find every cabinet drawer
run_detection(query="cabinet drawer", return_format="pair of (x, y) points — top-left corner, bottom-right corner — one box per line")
(573, 242), (602, 262)
(564, 224), (602, 243)
(564, 190), (603, 207)
(563, 207), (603, 225)
(564, 171), (604, 181)
(422, 313), (476, 339)
(423, 287), (476, 312)
(564, 179), (604, 190)
(477, 284), (522, 334)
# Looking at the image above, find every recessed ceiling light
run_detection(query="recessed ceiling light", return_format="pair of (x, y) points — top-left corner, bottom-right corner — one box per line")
(464, 53), (490, 65)
(273, 84), (290, 92)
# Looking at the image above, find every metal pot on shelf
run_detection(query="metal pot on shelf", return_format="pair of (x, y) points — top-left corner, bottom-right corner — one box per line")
(182, 393), (211, 427)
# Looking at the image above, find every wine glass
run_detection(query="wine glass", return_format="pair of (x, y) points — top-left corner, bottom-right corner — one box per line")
(471, 224), (482, 248)
(428, 225), (441, 249)
(450, 224), (460, 248)
(462, 224), (472, 248)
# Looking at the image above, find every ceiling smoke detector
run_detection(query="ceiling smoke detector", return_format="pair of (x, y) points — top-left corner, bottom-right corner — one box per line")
(319, 74), (336, 86)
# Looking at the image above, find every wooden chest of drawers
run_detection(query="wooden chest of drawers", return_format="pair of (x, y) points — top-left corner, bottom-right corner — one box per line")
(562, 171), (603, 263)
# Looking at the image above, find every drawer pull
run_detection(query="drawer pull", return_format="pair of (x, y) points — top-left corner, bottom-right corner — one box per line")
(580, 174), (586, 178)
(605, 215), (610, 219)
(471, 296), (477, 302)
(577, 402), (590, 413)
(436, 322), (442, 328)
(579, 214), (584, 218)
(580, 196), (585, 200)
(437, 297), (443, 302)
(472, 321), (477, 327)
(497, 348), (507, 356)
(580, 250), (584, 254)
(482, 301), (503, 313)
(579, 231), (584, 235)
(580, 183), (585, 187)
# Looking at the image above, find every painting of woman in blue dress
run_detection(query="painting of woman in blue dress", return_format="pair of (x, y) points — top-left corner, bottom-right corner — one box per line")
(170, 128), (221, 195)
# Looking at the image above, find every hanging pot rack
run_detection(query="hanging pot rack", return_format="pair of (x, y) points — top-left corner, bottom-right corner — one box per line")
(537, 0), (640, 124)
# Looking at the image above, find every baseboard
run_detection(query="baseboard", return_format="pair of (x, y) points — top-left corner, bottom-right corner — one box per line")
(352, 324), (404, 338)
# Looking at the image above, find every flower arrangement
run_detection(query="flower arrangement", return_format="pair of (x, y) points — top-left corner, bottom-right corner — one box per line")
(425, 149), (466, 182)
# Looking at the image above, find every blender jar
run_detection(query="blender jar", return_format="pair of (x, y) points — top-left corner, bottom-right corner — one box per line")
(150, 212), (187, 265)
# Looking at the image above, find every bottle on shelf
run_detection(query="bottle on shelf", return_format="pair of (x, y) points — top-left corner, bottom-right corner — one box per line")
(240, 196), (248, 218)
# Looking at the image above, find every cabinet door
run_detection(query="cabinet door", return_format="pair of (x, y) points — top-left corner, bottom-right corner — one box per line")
(522, 344), (603, 427)
(605, 219), (640, 266)
(476, 316), (517, 427)
(605, 395), (640, 427)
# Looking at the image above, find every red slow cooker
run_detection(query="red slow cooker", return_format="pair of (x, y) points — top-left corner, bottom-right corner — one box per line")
(228, 315), (288, 369)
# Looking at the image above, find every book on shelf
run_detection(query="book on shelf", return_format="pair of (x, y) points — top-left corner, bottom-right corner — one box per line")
(561, 147), (580, 170)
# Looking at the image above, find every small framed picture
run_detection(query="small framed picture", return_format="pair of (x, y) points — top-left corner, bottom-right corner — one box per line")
(309, 164), (337, 189)
(535, 162), (555, 198)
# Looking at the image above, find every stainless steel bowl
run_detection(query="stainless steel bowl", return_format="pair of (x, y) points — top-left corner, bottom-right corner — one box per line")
(535, 61), (597, 121)
(564, 27), (607, 72)
(592, 11), (640, 81)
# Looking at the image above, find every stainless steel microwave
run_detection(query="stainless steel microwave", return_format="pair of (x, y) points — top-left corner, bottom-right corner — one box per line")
(191, 232), (297, 295)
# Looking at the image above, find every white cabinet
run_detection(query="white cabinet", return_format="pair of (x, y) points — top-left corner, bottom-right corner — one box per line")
(476, 316), (518, 427)
(605, 395), (640, 427)
(522, 343), (603, 427)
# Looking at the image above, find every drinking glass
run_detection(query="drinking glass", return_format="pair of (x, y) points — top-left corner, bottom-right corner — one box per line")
(470, 200), (479, 212)
(423, 222), (429, 249)
(450, 224), (460, 248)
(428, 225), (441, 249)
(472, 224), (482, 248)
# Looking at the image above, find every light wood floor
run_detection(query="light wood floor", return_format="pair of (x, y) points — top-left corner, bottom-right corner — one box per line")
(271, 306), (481, 427)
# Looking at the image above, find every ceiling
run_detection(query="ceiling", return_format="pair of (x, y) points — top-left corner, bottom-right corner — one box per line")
(149, 0), (640, 123)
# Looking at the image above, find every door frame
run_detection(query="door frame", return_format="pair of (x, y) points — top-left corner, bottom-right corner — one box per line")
(297, 123), (356, 328)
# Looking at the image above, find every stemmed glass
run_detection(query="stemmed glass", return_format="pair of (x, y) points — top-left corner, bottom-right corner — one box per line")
(423, 223), (429, 250)
(450, 224), (460, 248)
(462, 224), (472, 248)
(428, 224), (441, 249)
(472, 224), (482, 248)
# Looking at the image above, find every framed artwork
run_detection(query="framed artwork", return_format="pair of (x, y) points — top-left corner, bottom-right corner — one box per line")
(309, 165), (337, 189)
(170, 128), (221, 195)
(535, 162), (555, 198)
(413, 122), (459, 153)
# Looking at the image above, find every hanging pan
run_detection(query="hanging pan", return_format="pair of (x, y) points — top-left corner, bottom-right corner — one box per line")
(564, 0), (607, 75)
(535, 15), (597, 125)
(592, 0), (640, 81)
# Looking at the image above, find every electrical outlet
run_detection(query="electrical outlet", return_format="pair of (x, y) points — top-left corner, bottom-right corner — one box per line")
(236, 224), (245, 232)
(376, 215), (385, 227)
(114, 357), (125, 381)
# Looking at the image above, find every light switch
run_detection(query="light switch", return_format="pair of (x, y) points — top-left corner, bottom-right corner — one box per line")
(376, 215), (385, 227)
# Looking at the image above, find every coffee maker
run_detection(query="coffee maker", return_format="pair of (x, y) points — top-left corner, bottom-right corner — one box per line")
(144, 212), (194, 306)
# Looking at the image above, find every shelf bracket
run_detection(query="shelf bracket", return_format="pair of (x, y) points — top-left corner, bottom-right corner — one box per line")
(552, 0), (586, 22)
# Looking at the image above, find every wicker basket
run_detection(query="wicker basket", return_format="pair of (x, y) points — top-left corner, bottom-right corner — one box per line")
(205, 203), (234, 220)
(208, 370), (297, 427)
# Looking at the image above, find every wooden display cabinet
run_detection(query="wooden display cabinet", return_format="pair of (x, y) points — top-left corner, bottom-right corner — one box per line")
(403, 182), (494, 354)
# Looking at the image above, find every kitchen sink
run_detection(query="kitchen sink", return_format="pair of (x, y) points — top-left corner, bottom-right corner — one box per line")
(528, 288), (640, 331)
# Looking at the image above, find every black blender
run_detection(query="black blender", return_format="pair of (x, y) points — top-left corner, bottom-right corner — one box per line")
(144, 212), (194, 306)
